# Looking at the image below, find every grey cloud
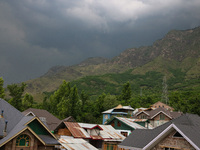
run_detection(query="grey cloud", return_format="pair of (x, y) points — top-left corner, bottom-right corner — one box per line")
(0, 0), (200, 85)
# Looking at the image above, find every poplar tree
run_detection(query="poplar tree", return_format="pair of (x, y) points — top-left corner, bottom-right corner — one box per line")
(120, 82), (132, 104)
(50, 80), (71, 115)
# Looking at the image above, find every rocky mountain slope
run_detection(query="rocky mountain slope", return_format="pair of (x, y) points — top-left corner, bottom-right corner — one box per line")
(25, 27), (200, 101)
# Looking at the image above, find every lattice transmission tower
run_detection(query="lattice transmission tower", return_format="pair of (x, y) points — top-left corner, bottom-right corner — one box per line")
(162, 76), (169, 104)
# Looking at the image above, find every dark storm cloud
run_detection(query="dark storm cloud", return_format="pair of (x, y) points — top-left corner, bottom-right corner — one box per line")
(0, 0), (200, 85)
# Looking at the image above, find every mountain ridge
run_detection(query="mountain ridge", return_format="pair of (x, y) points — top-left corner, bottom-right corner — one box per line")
(25, 26), (200, 101)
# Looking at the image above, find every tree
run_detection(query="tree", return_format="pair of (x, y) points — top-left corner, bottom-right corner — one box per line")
(22, 93), (34, 111)
(49, 81), (82, 120)
(169, 91), (185, 112)
(120, 82), (132, 104)
(68, 85), (80, 118)
(102, 94), (119, 111)
(0, 77), (5, 99)
(49, 80), (71, 115)
(7, 83), (26, 111)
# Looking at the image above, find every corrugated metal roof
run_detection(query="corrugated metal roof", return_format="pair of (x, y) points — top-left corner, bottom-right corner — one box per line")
(64, 122), (90, 138)
(115, 117), (146, 129)
(78, 123), (103, 130)
(99, 124), (125, 141)
(59, 136), (98, 150)
(78, 123), (125, 141)
(133, 119), (148, 122)
(64, 122), (125, 141)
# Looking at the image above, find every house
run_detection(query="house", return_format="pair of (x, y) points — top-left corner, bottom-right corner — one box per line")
(118, 113), (200, 150)
(0, 98), (59, 150)
(150, 101), (174, 111)
(22, 108), (61, 131)
(133, 107), (182, 127)
(105, 116), (148, 137)
(54, 121), (125, 150)
(102, 104), (134, 124)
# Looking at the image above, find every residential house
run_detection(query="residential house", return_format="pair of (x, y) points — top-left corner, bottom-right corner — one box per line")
(150, 101), (174, 111)
(0, 98), (59, 150)
(118, 113), (200, 150)
(134, 107), (182, 127)
(22, 108), (61, 132)
(54, 121), (125, 150)
(105, 116), (148, 137)
(102, 104), (134, 124)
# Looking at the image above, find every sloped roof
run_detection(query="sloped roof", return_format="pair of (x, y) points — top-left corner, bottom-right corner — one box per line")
(64, 122), (91, 139)
(0, 116), (34, 146)
(98, 124), (125, 141)
(63, 116), (76, 122)
(0, 98), (24, 136)
(79, 123), (125, 141)
(22, 108), (61, 131)
(0, 99), (59, 147)
(119, 113), (200, 149)
(0, 116), (59, 147)
(135, 107), (182, 119)
(63, 122), (125, 141)
(102, 105), (134, 114)
(150, 101), (174, 109)
(59, 136), (98, 150)
(106, 117), (146, 130)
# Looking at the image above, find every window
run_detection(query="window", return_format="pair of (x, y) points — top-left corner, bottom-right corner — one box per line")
(106, 143), (116, 150)
(160, 114), (165, 120)
(16, 134), (30, 147)
(140, 114), (147, 119)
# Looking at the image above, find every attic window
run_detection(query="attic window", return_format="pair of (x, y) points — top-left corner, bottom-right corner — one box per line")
(173, 132), (183, 138)
(16, 134), (30, 147)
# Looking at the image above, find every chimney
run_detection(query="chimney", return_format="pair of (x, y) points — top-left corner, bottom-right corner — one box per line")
(3, 120), (8, 137)
(0, 110), (4, 118)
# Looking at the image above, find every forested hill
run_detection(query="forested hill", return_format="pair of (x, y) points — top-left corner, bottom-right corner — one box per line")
(25, 26), (200, 101)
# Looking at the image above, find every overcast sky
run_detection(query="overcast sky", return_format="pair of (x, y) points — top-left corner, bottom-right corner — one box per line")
(0, 0), (200, 85)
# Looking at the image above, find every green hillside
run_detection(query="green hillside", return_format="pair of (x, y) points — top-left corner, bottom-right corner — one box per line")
(24, 26), (200, 102)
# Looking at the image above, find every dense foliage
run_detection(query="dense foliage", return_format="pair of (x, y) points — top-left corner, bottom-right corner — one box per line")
(1, 69), (200, 124)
